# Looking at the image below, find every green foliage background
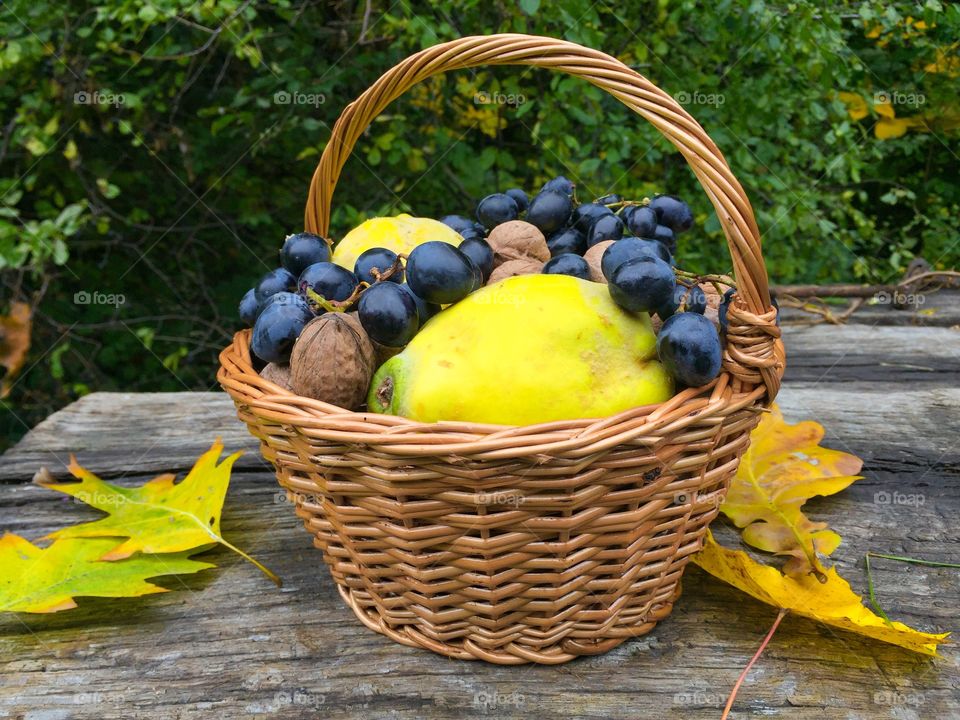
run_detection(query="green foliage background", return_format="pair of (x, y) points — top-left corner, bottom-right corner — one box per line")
(1, 0), (958, 445)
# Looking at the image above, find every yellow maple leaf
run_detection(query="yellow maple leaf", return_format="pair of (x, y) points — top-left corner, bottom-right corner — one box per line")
(720, 404), (863, 579)
(693, 533), (949, 656)
(0, 534), (213, 614)
(35, 439), (279, 585)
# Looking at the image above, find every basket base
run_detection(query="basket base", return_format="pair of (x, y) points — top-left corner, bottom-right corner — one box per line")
(337, 582), (681, 665)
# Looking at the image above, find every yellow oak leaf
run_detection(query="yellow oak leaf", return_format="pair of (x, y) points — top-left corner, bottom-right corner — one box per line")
(693, 532), (949, 656)
(35, 439), (279, 585)
(0, 534), (213, 614)
(720, 404), (863, 579)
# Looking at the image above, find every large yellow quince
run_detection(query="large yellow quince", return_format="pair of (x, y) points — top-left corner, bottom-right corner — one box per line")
(367, 274), (673, 425)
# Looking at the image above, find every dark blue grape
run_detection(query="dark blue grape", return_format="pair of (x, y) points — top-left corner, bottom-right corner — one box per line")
(458, 238), (494, 281)
(540, 175), (574, 196)
(254, 267), (297, 304)
(525, 190), (573, 236)
(657, 283), (707, 320)
(457, 226), (486, 242)
(358, 282), (419, 347)
(298, 262), (359, 304)
(586, 213), (625, 247)
(439, 215), (475, 233)
(649, 195), (694, 234)
(504, 188), (529, 212)
(399, 283), (440, 325)
(542, 253), (591, 280)
(354, 248), (403, 285)
(251, 294), (313, 364)
(657, 312), (722, 387)
(627, 206), (658, 238)
(572, 202), (613, 234)
(608, 257), (676, 314)
(280, 232), (330, 276)
(239, 288), (259, 327)
(600, 237), (671, 281)
(547, 228), (587, 257)
(476, 193), (519, 229)
(652, 225), (677, 254)
(597, 193), (622, 206)
(406, 241), (478, 304)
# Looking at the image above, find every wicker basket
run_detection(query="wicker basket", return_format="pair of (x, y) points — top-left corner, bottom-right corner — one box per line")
(218, 34), (785, 665)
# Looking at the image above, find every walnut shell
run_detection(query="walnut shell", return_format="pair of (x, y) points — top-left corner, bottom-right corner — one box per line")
(486, 220), (550, 267)
(486, 257), (543, 285)
(259, 362), (293, 391)
(583, 240), (614, 284)
(290, 313), (376, 410)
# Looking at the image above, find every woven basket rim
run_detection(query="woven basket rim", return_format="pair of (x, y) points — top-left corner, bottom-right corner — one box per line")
(219, 329), (768, 459)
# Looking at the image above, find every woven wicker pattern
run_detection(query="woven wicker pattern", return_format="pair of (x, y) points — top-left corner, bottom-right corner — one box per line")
(218, 34), (785, 664)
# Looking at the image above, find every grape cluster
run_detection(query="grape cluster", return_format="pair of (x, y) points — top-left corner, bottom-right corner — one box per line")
(453, 177), (729, 388)
(238, 231), (483, 363)
(239, 174), (778, 394)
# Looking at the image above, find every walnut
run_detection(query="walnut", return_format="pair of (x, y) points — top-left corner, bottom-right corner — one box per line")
(486, 220), (549, 266)
(486, 257), (543, 285)
(290, 313), (376, 410)
(583, 240), (614, 283)
(259, 362), (293, 391)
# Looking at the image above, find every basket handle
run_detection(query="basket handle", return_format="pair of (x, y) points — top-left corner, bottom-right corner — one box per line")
(305, 34), (783, 400)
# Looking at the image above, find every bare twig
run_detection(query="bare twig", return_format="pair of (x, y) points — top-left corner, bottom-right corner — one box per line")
(720, 609), (788, 720)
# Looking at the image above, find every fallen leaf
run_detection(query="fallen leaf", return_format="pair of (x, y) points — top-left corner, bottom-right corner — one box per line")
(0, 533), (213, 614)
(720, 404), (863, 579)
(0, 301), (31, 399)
(693, 533), (949, 656)
(36, 439), (279, 585)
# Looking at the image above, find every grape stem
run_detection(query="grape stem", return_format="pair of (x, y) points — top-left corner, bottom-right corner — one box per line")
(370, 255), (404, 283)
(674, 269), (737, 297)
(305, 283), (365, 313)
(609, 198), (650, 215)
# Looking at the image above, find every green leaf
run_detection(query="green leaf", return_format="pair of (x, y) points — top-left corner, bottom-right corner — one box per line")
(519, 0), (540, 15)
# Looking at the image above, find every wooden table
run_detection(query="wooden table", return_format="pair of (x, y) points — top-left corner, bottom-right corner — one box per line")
(2, 296), (959, 719)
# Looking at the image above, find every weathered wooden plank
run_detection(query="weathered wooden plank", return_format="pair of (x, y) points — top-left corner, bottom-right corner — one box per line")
(779, 288), (960, 327)
(1, 319), (958, 482)
(0, 392), (265, 483)
(1, 386), (958, 719)
(0, 459), (957, 720)
(3, 384), (957, 484)
(782, 325), (960, 386)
